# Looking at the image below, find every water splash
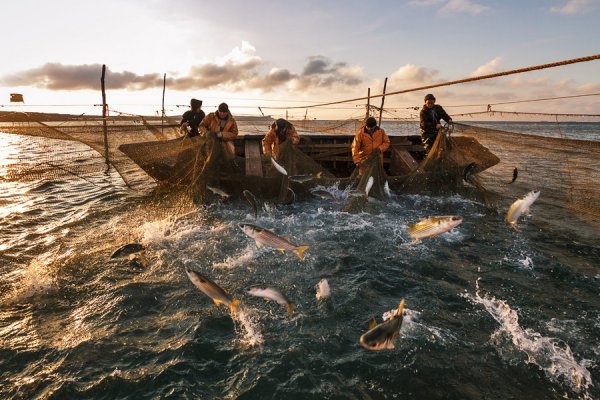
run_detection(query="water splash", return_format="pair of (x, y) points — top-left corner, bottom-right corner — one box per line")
(2, 254), (57, 304)
(232, 306), (264, 347)
(465, 279), (593, 393)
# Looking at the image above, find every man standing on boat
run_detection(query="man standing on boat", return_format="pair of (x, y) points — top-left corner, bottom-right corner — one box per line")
(351, 116), (390, 175)
(180, 98), (205, 137)
(419, 94), (452, 152)
(199, 102), (239, 160)
(262, 118), (300, 160)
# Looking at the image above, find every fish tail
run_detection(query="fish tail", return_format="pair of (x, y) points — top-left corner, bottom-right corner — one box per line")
(397, 298), (405, 317)
(230, 299), (241, 314)
(316, 171), (323, 178)
(296, 245), (309, 260)
(287, 303), (297, 316)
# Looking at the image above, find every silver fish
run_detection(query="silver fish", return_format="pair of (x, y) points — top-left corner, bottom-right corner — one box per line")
(408, 216), (463, 241)
(243, 189), (259, 219)
(111, 243), (145, 258)
(364, 176), (374, 196)
(207, 185), (230, 199)
(289, 171), (323, 183)
(247, 286), (296, 316)
(505, 190), (540, 231)
(315, 279), (331, 300)
(359, 299), (405, 351)
(384, 180), (392, 197)
(271, 157), (288, 176)
(311, 189), (338, 202)
(238, 223), (309, 260)
(184, 267), (241, 313)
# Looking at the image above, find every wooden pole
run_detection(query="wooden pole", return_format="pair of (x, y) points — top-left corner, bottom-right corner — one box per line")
(378, 77), (388, 127)
(101, 64), (109, 166)
(365, 88), (371, 121)
(161, 73), (166, 135)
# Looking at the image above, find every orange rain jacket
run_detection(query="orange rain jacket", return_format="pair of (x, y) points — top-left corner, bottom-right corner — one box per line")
(262, 121), (300, 159)
(199, 112), (238, 140)
(351, 126), (390, 165)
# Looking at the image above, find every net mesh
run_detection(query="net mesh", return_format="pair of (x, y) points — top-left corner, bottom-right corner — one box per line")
(1, 110), (599, 228)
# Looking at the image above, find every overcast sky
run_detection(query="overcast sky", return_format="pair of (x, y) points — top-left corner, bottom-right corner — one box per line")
(0, 0), (599, 119)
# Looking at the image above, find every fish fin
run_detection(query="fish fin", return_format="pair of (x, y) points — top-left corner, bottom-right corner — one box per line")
(230, 299), (241, 314)
(316, 171), (323, 178)
(282, 236), (290, 241)
(510, 223), (521, 233)
(213, 299), (222, 306)
(397, 299), (405, 318)
(368, 317), (377, 330)
(276, 248), (285, 254)
(296, 245), (309, 260)
(287, 303), (297, 316)
(255, 240), (263, 248)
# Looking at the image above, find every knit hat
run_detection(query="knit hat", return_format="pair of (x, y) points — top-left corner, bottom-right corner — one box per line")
(365, 117), (377, 128)
(190, 98), (202, 108)
(218, 102), (229, 113)
(424, 94), (436, 102)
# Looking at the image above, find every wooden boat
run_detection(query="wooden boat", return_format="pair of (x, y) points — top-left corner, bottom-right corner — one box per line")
(118, 133), (499, 198)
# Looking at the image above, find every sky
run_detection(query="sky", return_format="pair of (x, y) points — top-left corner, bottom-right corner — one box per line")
(0, 0), (599, 120)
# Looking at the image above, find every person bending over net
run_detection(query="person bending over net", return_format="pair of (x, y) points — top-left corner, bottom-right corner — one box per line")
(420, 94), (452, 153)
(180, 98), (205, 137)
(351, 117), (390, 176)
(262, 118), (300, 160)
(199, 102), (238, 160)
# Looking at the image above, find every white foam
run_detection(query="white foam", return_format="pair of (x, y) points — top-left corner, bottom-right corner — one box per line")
(232, 306), (264, 347)
(2, 255), (57, 304)
(464, 280), (592, 392)
(212, 245), (258, 269)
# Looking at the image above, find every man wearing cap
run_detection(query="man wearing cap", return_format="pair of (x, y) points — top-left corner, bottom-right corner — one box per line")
(199, 102), (239, 159)
(262, 118), (300, 160)
(419, 94), (452, 152)
(351, 116), (390, 174)
(180, 98), (205, 137)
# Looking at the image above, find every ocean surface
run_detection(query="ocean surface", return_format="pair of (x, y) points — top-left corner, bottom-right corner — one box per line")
(0, 122), (599, 399)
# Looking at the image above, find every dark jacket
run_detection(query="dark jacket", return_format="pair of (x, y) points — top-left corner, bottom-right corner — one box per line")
(181, 110), (206, 137)
(419, 104), (451, 138)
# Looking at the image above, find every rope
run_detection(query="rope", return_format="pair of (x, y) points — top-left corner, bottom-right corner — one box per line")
(453, 110), (600, 118)
(444, 92), (600, 108)
(260, 53), (600, 110)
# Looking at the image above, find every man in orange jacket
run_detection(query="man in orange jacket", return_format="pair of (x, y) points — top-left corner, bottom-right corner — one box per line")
(351, 117), (390, 174)
(262, 118), (300, 160)
(199, 102), (238, 159)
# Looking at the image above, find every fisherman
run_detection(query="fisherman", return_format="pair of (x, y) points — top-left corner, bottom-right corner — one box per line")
(199, 102), (239, 160)
(262, 118), (300, 160)
(419, 94), (452, 152)
(180, 98), (205, 137)
(351, 116), (390, 175)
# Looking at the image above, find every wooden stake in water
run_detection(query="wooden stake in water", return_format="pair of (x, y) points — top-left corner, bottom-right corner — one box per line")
(378, 77), (388, 127)
(101, 64), (109, 166)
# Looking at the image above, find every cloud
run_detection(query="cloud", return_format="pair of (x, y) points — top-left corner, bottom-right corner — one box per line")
(440, 0), (489, 15)
(409, 0), (489, 14)
(0, 63), (164, 90)
(0, 43), (363, 94)
(389, 64), (441, 85)
(469, 57), (501, 77)
(550, 0), (596, 14)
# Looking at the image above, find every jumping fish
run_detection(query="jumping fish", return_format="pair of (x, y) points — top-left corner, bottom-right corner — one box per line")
(238, 223), (309, 260)
(289, 172), (323, 183)
(463, 162), (478, 182)
(207, 185), (230, 199)
(271, 157), (288, 176)
(509, 167), (518, 184)
(384, 180), (392, 197)
(359, 299), (405, 351)
(243, 189), (259, 219)
(364, 176), (374, 196)
(505, 190), (540, 231)
(281, 187), (296, 205)
(111, 243), (145, 258)
(315, 279), (331, 301)
(184, 267), (240, 313)
(247, 286), (296, 316)
(311, 189), (338, 202)
(408, 216), (463, 241)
